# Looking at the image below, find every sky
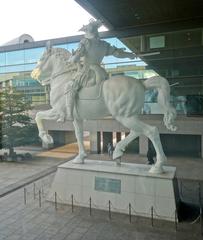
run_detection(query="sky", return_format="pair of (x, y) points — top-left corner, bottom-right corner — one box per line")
(0, 0), (106, 45)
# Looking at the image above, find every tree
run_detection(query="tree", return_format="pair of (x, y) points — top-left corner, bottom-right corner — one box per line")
(0, 87), (39, 158)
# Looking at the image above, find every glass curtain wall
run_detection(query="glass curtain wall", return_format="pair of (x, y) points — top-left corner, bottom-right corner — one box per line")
(0, 37), (161, 113)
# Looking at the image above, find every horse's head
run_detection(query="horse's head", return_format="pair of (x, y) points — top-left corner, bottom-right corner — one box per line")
(31, 42), (54, 85)
(31, 42), (71, 86)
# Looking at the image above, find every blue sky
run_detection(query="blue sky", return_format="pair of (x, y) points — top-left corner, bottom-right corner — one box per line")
(0, 0), (106, 45)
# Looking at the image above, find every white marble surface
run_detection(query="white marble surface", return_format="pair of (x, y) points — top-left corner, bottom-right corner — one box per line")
(59, 159), (176, 179)
(49, 160), (178, 221)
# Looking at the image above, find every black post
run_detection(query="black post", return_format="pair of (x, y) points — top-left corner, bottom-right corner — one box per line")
(175, 209), (178, 231)
(71, 194), (74, 213)
(129, 203), (132, 223)
(198, 182), (202, 235)
(108, 200), (111, 220)
(151, 206), (154, 227)
(24, 188), (27, 205)
(39, 190), (41, 208)
(54, 192), (57, 210)
(89, 197), (92, 216)
(200, 206), (202, 236)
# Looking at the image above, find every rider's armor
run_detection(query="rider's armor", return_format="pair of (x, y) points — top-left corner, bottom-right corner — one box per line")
(65, 20), (136, 121)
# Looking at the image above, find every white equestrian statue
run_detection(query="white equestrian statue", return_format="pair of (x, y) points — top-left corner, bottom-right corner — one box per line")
(31, 28), (176, 174)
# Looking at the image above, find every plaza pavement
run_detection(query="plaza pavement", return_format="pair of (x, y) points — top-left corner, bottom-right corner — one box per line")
(0, 144), (203, 239)
(0, 173), (202, 240)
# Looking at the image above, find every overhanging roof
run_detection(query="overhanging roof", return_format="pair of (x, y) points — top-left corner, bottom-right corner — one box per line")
(75, 0), (203, 34)
(75, 0), (203, 95)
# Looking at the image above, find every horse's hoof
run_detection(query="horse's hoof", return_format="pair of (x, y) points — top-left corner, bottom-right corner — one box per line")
(72, 153), (86, 164)
(116, 158), (121, 166)
(72, 158), (84, 164)
(149, 164), (165, 174)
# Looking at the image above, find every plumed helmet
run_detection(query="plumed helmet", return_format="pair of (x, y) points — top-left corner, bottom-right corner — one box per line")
(79, 19), (103, 39)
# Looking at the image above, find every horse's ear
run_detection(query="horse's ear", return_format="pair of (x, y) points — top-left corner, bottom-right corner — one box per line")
(46, 41), (52, 51)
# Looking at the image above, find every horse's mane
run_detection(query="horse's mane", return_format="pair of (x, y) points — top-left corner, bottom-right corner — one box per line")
(50, 47), (78, 73)
(52, 48), (71, 64)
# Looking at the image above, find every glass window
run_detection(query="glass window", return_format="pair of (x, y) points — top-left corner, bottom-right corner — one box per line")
(55, 43), (68, 50)
(0, 52), (6, 66)
(67, 42), (79, 52)
(6, 50), (24, 65)
(24, 47), (45, 63)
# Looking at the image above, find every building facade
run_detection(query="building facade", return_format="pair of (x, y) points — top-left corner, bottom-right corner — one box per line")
(1, 32), (203, 158)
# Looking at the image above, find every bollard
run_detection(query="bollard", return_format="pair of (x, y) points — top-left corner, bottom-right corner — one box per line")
(71, 194), (74, 213)
(151, 206), (154, 227)
(200, 206), (202, 236)
(129, 203), (132, 223)
(175, 209), (178, 231)
(24, 188), (27, 205)
(39, 190), (41, 208)
(108, 200), (111, 220)
(33, 183), (36, 200)
(54, 192), (57, 210)
(89, 197), (92, 216)
(198, 182), (202, 235)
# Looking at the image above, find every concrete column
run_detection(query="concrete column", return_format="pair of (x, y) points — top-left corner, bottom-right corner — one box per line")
(116, 132), (121, 143)
(90, 132), (101, 154)
(103, 132), (113, 153)
(64, 131), (76, 144)
(139, 135), (148, 155)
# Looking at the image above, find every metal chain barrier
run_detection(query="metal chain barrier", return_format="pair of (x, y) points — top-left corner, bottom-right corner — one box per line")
(20, 174), (203, 237)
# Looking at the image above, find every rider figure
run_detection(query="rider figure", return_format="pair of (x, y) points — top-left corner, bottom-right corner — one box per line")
(66, 19), (137, 120)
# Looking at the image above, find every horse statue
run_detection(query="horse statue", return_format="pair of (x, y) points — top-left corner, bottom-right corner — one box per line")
(31, 46), (177, 174)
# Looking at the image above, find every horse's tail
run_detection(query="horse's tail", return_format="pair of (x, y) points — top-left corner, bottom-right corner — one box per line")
(143, 76), (177, 131)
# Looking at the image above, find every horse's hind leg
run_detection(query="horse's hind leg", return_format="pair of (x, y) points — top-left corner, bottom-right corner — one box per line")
(115, 115), (166, 173)
(113, 130), (140, 161)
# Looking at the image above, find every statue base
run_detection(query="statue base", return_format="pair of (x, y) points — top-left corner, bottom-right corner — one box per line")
(48, 160), (180, 222)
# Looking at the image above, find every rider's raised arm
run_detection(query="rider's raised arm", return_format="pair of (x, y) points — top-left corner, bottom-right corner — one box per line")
(106, 43), (136, 60)
(70, 39), (87, 63)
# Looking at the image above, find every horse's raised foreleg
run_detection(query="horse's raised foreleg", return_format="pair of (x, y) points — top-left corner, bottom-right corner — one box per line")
(113, 130), (140, 162)
(72, 119), (87, 164)
(35, 109), (59, 145)
(115, 116), (166, 174)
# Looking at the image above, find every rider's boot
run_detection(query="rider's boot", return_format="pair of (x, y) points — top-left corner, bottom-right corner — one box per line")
(66, 91), (75, 121)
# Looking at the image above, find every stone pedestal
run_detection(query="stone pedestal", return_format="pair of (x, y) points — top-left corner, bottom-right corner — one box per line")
(48, 160), (179, 222)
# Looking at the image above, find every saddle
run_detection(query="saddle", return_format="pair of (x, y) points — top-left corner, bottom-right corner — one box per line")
(77, 82), (104, 100)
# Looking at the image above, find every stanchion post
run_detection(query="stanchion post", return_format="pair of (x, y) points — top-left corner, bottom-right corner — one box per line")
(71, 194), (74, 213)
(200, 206), (202, 236)
(54, 192), (57, 210)
(108, 200), (111, 220)
(24, 188), (27, 205)
(151, 206), (154, 227)
(175, 209), (178, 231)
(39, 190), (41, 208)
(89, 197), (92, 216)
(129, 203), (132, 223)
(198, 182), (202, 235)
(33, 183), (36, 200)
